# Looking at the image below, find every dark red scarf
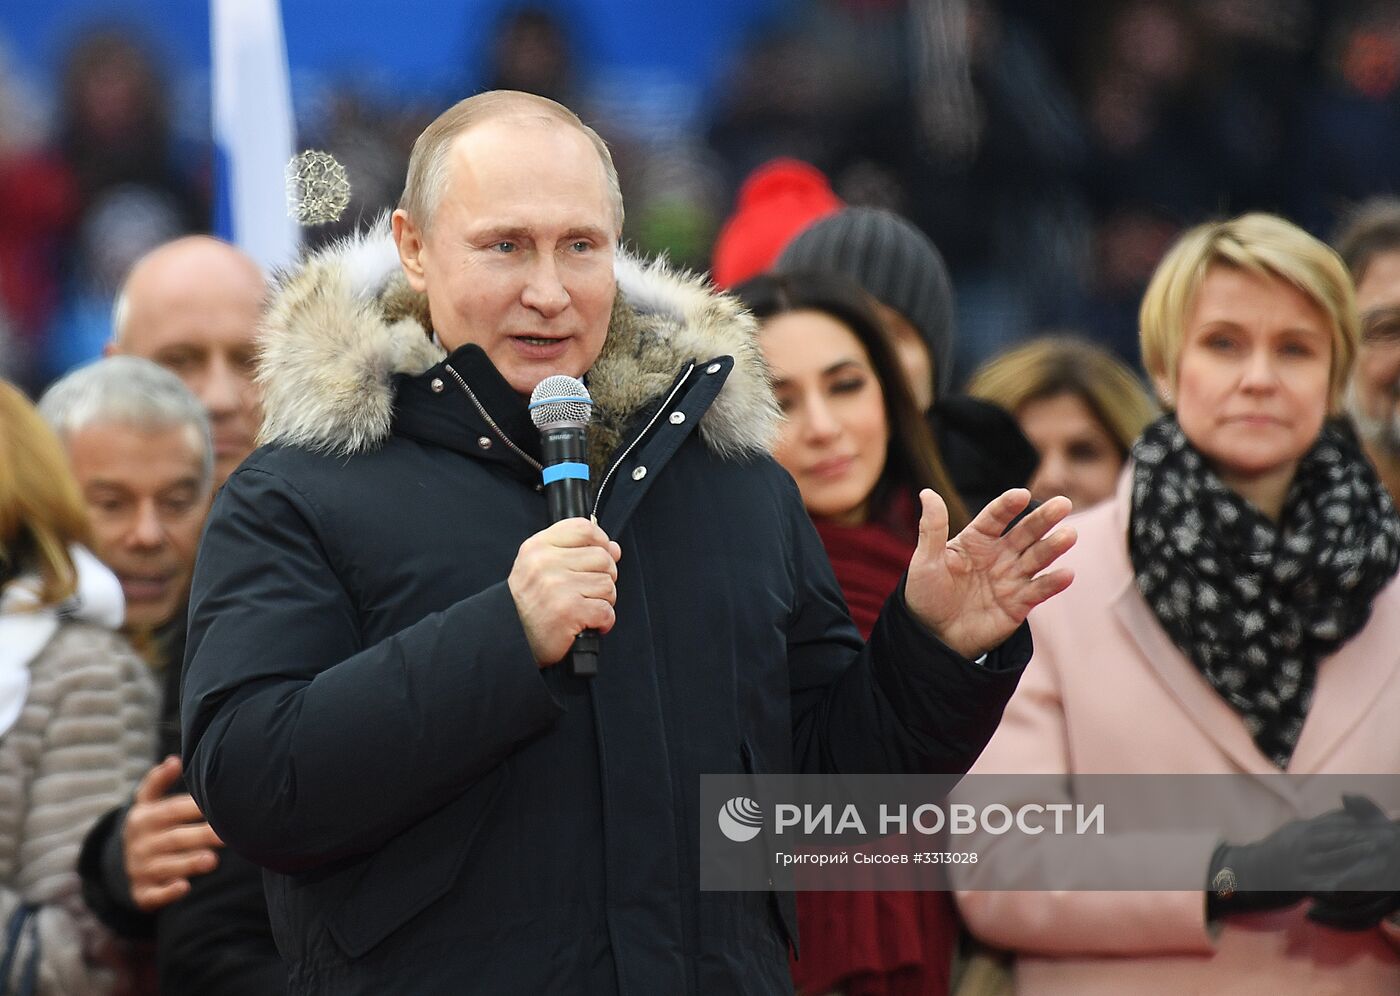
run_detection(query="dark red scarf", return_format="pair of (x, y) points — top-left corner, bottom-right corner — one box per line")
(811, 501), (918, 640)
(794, 492), (956, 996)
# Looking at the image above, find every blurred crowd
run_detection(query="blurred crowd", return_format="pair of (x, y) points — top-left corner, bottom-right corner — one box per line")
(4, 2), (1400, 992)
(3, 0), (1400, 394)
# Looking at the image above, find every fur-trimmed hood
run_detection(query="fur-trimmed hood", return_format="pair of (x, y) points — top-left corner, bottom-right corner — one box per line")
(257, 219), (779, 464)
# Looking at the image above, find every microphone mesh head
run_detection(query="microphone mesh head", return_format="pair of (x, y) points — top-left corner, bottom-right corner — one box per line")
(529, 375), (594, 430)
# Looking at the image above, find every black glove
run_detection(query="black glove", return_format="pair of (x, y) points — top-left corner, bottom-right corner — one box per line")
(1305, 795), (1400, 932)
(1207, 803), (1378, 919)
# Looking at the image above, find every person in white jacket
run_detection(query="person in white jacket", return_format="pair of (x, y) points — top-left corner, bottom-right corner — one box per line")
(0, 380), (156, 994)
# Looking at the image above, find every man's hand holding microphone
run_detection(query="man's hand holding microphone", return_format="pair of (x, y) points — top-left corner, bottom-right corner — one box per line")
(511, 374), (618, 672)
(509, 518), (621, 667)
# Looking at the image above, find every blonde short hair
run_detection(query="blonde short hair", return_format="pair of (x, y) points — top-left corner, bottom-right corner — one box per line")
(967, 336), (1158, 455)
(0, 381), (91, 607)
(399, 90), (623, 233)
(1139, 213), (1358, 411)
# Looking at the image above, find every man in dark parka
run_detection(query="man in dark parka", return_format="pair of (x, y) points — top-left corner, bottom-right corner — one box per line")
(182, 90), (1077, 995)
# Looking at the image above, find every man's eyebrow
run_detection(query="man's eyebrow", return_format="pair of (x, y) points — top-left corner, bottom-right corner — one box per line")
(470, 226), (532, 244)
(466, 224), (612, 245)
(561, 225), (610, 242)
(157, 477), (204, 496)
(1363, 305), (1400, 343)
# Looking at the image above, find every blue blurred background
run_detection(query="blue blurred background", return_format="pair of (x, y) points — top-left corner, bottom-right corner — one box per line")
(2, 0), (1398, 393)
(4, 0), (781, 126)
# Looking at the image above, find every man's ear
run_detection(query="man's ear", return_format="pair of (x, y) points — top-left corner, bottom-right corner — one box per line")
(392, 209), (428, 293)
(101, 340), (117, 358)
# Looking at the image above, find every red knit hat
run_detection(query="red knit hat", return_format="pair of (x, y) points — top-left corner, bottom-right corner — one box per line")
(710, 159), (842, 289)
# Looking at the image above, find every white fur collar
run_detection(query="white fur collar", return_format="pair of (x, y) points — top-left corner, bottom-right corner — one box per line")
(257, 218), (779, 461)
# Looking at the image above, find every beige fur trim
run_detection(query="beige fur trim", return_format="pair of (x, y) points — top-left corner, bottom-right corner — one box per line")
(256, 218), (779, 461)
(257, 220), (444, 454)
(603, 253), (778, 461)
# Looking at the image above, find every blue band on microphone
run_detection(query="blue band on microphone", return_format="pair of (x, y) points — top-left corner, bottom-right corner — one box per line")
(529, 396), (593, 410)
(542, 462), (590, 484)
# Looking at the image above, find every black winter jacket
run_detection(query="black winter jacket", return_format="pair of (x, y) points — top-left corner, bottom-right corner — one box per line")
(182, 228), (1030, 995)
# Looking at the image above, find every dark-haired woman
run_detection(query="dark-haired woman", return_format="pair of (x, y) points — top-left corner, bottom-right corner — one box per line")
(738, 271), (973, 995)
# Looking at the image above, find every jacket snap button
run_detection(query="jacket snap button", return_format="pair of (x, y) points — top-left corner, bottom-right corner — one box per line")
(477, 436), (493, 450)
(705, 362), (721, 374)
(668, 411), (685, 425)
(631, 466), (647, 481)
(430, 377), (444, 393)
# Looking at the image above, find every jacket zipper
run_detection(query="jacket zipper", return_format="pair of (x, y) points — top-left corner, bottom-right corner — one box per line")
(590, 361), (696, 519)
(443, 363), (543, 471)
(444, 359), (698, 516)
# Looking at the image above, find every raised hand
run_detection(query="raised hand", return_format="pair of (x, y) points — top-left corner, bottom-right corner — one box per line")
(904, 488), (1076, 660)
(509, 517), (622, 666)
(124, 755), (224, 911)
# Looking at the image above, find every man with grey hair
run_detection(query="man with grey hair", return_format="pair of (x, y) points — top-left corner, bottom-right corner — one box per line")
(40, 356), (214, 632)
(183, 89), (1074, 993)
(41, 357), (285, 995)
(106, 235), (267, 487)
(1334, 198), (1400, 506)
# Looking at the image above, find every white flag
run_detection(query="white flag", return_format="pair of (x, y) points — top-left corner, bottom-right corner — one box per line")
(211, 0), (299, 272)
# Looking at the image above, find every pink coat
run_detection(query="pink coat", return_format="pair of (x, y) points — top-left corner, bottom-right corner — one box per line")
(954, 469), (1400, 995)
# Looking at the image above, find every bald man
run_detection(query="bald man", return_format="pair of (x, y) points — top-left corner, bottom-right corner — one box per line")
(107, 236), (267, 486)
(91, 239), (284, 993)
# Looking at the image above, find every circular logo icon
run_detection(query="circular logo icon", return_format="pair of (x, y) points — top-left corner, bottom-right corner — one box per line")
(718, 796), (763, 842)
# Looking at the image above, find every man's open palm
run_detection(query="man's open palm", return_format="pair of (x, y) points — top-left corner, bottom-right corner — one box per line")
(904, 488), (1076, 660)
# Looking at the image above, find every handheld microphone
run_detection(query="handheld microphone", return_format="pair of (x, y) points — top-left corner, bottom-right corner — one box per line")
(529, 374), (600, 678)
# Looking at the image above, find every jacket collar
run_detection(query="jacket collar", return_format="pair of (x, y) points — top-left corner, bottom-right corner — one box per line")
(255, 217), (780, 466)
(0, 546), (124, 740)
(1106, 465), (1400, 777)
(392, 343), (545, 469)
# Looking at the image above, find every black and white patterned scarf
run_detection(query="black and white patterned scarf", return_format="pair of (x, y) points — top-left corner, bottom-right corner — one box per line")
(1129, 416), (1400, 768)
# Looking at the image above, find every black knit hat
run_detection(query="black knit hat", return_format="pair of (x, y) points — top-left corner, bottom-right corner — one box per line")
(777, 207), (955, 397)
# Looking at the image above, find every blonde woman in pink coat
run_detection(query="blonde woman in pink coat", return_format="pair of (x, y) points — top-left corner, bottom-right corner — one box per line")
(954, 214), (1400, 994)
